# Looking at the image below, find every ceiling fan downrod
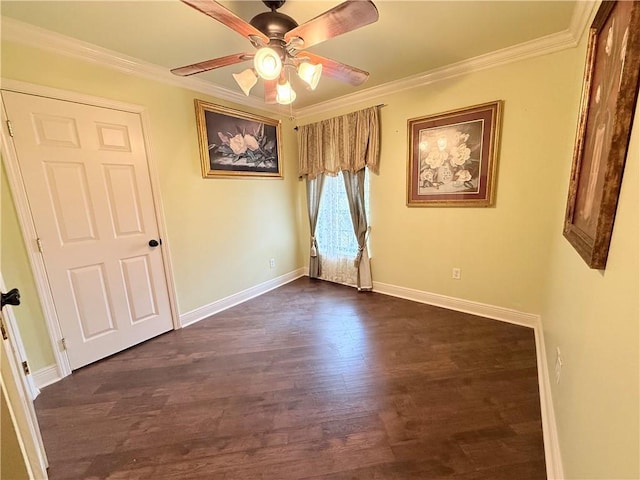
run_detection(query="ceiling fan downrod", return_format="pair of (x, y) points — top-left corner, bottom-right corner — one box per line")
(262, 0), (286, 11)
(250, 2), (298, 42)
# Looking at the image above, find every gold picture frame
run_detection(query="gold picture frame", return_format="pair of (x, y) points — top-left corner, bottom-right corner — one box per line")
(407, 101), (503, 207)
(195, 99), (283, 179)
(563, 1), (640, 269)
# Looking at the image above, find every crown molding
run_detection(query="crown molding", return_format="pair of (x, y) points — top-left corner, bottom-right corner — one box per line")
(295, 1), (597, 120)
(569, 1), (598, 43)
(2, 1), (596, 120)
(296, 32), (575, 119)
(0, 17), (271, 111)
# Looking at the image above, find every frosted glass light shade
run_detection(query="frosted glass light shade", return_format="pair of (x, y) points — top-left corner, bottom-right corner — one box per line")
(298, 62), (322, 90)
(232, 69), (258, 96)
(276, 80), (296, 105)
(254, 47), (282, 80)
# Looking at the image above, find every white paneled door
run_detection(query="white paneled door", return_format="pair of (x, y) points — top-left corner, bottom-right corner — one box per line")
(3, 91), (173, 370)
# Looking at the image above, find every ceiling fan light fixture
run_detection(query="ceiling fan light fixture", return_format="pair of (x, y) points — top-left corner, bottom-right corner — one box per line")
(297, 62), (322, 90)
(172, 0), (379, 104)
(232, 69), (258, 96)
(276, 79), (296, 105)
(254, 47), (282, 80)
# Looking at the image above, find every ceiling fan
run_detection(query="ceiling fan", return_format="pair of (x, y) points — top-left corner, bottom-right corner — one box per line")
(171, 0), (379, 105)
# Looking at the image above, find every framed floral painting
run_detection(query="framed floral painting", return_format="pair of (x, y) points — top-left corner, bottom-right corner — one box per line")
(563, 0), (640, 269)
(195, 100), (283, 178)
(407, 101), (503, 207)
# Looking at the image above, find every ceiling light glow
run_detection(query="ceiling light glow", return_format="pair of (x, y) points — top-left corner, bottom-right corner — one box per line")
(298, 62), (323, 90)
(276, 80), (296, 105)
(232, 69), (258, 96)
(254, 47), (282, 80)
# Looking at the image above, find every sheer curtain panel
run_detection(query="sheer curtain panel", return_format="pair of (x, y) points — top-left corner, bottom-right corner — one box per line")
(316, 171), (361, 287)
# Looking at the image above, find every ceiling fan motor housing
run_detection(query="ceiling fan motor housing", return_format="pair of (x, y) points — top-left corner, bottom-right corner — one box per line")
(250, 11), (298, 41)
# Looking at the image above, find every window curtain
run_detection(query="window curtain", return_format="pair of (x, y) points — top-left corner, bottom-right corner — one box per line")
(298, 107), (380, 178)
(306, 173), (325, 278)
(342, 169), (372, 290)
(298, 106), (380, 289)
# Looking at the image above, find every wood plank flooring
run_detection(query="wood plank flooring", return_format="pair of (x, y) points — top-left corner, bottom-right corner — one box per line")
(35, 278), (546, 479)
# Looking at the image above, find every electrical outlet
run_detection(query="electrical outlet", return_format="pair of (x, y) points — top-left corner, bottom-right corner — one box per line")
(269, 258), (276, 269)
(555, 347), (563, 384)
(452, 267), (461, 280)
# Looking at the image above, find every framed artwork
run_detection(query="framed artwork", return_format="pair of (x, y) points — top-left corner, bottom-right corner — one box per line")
(195, 99), (283, 179)
(407, 100), (503, 207)
(563, 1), (640, 269)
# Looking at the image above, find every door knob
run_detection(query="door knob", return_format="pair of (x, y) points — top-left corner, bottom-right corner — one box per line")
(1, 288), (21, 309)
(148, 239), (161, 247)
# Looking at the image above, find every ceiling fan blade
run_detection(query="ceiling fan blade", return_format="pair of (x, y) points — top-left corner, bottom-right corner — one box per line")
(181, 0), (269, 44)
(264, 79), (277, 104)
(284, 0), (378, 49)
(171, 53), (252, 76)
(302, 52), (369, 86)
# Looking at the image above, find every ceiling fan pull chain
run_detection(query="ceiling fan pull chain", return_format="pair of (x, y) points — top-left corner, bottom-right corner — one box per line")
(288, 67), (294, 120)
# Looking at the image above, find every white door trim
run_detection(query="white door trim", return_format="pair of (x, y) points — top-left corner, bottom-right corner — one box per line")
(1, 94), (71, 376)
(0, 274), (49, 478)
(1, 79), (180, 379)
(1, 357), (48, 479)
(0, 276), (40, 401)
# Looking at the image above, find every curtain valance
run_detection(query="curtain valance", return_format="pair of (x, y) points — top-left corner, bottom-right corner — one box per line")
(297, 106), (380, 179)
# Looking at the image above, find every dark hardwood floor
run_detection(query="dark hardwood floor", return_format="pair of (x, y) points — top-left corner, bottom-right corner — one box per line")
(35, 277), (546, 479)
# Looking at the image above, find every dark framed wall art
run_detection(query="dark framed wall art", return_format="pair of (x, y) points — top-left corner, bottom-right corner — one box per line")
(407, 101), (503, 207)
(195, 99), (283, 179)
(563, 1), (640, 269)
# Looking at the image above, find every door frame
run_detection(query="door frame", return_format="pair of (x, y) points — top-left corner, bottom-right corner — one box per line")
(0, 274), (49, 479)
(0, 276), (40, 401)
(1, 78), (180, 379)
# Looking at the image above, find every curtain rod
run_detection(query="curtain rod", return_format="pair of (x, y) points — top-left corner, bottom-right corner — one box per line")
(293, 104), (386, 131)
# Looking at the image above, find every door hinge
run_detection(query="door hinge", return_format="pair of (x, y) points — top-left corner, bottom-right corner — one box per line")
(61, 337), (67, 350)
(6, 119), (14, 137)
(36, 238), (43, 253)
(22, 360), (30, 376)
(0, 319), (7, 340)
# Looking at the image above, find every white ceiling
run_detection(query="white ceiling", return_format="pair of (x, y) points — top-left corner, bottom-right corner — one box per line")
(1, 1), (580, 112)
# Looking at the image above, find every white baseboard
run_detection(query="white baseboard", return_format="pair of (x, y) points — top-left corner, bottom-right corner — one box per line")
(25, 374), (40, 400)
(372, 281), (539, 328)
(32, 364), (62, 390)
(533, 321), (564, 479)
(179, 268), (306, 328)
(371, 279), (563, 478)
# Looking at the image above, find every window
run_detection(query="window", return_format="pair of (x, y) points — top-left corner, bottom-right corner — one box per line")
(316, 170), (369, 286)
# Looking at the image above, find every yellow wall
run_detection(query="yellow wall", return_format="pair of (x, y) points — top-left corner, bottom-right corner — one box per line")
(1, 163), (54, 370)
(2, 17), (639, 479)
(0, 387), (30, 480)
(0, 153), (30, 480)
(541, 100), (639, 478)
(298, 47), (585, 315)
(1, 40), (303, 370)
